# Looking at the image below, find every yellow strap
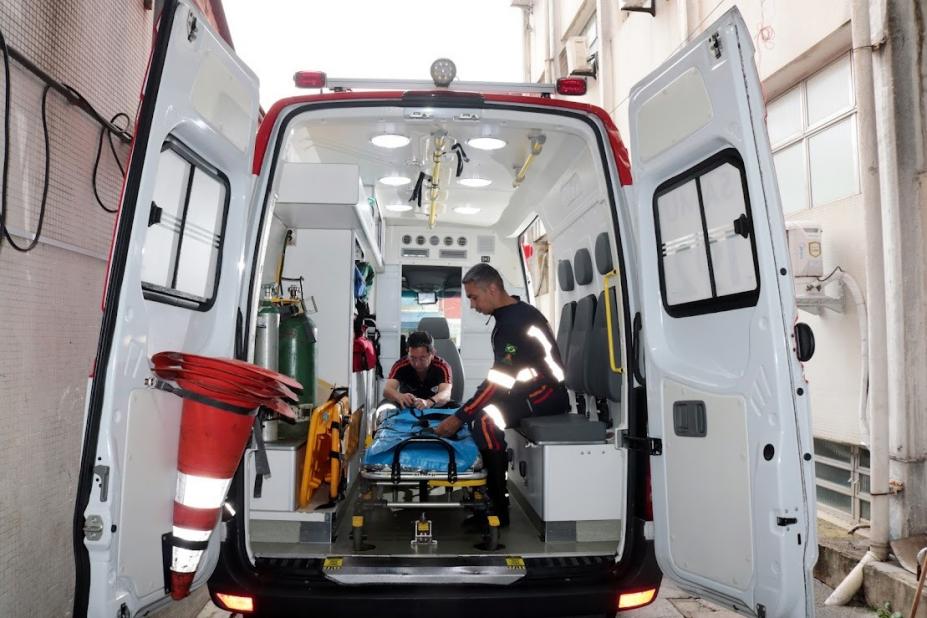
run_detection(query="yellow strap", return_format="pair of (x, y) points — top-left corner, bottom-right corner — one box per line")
(603, 269), (624, 375)
(427, 478), (487, 488)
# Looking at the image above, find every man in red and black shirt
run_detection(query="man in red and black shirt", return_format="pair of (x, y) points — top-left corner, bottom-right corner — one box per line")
(383, 331), (453, 410)
(435, 263), (569, 526)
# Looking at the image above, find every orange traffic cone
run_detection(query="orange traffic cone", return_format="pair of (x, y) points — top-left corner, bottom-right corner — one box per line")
(151, 352), (301, 600)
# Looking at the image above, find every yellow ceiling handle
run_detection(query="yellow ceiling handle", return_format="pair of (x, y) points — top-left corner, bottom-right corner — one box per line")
(603, 269), (624, 375)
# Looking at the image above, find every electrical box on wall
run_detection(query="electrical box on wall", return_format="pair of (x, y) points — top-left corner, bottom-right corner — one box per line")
(565, 36), (593, 76)
(786, 222), (823, 278)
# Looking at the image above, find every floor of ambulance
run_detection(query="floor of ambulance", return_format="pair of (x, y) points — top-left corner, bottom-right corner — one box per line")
(250, 488), (618, 559)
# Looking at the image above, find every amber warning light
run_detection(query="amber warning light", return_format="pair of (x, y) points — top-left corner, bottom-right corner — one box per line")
(556, 77), (587, 96)
(215, 592), (255, 612)
(294, 71), (327, 89)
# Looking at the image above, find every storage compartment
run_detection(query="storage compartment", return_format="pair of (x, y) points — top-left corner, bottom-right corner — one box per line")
(506, 421), (624, 543)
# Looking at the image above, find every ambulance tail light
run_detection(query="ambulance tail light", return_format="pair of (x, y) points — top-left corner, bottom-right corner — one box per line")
(215, 592), (255, 612)
(556, 77), (587, 96)
(293, 71), (327, 89)
(618, 588), (657, 610)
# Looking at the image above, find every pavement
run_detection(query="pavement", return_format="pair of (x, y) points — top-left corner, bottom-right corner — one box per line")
(622, 578), (871, 617)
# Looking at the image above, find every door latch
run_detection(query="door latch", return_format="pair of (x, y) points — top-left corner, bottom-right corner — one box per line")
(84, 515), (104, 541)
(93, 465), (110, 502)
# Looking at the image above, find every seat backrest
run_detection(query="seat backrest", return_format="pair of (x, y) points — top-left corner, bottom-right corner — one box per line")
(417, 317), (465, 402)
(587, 232), (622, 402)
(566, 294), (596, 393)
(556, 259), (576, 358)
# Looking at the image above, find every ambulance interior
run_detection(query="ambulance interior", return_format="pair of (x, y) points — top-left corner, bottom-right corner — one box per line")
(247, 103), (631, 563)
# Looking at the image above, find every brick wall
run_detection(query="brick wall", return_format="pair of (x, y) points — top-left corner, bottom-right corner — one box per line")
(0, 2), (150, 615)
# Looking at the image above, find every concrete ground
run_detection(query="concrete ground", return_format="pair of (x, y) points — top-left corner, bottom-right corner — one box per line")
(622, 578), (872, 617)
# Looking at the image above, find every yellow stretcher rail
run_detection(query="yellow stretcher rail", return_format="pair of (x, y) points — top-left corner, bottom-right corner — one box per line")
(603, 269), (624, 375)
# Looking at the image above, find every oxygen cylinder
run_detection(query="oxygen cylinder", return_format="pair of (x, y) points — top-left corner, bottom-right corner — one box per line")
(278, 285), (317, 412)
(256, 284), (281, 441)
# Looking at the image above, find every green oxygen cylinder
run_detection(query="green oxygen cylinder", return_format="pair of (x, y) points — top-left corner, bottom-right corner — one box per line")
(278, 284), (317, 413)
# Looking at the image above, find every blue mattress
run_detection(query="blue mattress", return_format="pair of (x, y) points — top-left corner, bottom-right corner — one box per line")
(363, 408), (479, 474)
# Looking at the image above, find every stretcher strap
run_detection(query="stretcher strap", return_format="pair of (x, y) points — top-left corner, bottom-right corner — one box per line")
(251, 421), (270, 499)
(390, 435), (457, 484)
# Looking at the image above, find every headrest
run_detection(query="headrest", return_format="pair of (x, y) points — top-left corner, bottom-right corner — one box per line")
(574, 248), (593, 285)
(557, 260), (575, 292)
(417, 317), (450, 340)
(595, 232), (613, 275)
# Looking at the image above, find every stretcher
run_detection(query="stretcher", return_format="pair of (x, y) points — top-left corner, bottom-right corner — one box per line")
(353, 407), (501, 551)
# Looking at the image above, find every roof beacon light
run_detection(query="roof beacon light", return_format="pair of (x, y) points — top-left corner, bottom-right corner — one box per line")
(430, 58), (457, 88)
(556, 77), (587, 96)
(293, 71), (327, 89)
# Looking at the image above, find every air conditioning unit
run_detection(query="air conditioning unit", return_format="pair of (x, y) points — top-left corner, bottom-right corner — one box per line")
(565, 36), (593, 77)
(785, 222), (823, 278)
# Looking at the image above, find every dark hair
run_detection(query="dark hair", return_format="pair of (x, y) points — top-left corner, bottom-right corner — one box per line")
(462, 263), (504, 290)
(406, 331), (434, 353)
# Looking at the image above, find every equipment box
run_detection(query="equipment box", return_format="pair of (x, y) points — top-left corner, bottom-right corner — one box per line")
(506, 416), (624, 541)
(247, 437), (307, 512)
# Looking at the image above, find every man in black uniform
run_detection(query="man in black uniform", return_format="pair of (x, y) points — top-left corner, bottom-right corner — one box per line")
(435, 263), (569, 526)
(383, 331), (453, 410)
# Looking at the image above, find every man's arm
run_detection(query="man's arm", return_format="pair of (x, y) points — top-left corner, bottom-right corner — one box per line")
(383, 378), (415, 407)
(424, 382), (452, 408)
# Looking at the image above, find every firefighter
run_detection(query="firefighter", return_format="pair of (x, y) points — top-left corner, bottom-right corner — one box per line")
(435, 263), (569, 526)
(383, 330), (453, 410)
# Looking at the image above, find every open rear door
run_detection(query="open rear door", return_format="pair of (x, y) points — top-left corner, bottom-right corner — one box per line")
(73, 1), (260, 615)
(627, 8), (816, 617)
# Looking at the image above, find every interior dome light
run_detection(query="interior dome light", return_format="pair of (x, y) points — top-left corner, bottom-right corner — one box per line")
(458, 177), (492, 188)
(453, 206), (481, 215)
(467, 137), (506, 151)
(379, 175), (411, 186)
(386, 203), (413, 212)
(371, 134), (410, 149)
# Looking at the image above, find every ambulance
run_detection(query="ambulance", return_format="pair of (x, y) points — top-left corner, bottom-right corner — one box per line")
(73, 0), (818, 615)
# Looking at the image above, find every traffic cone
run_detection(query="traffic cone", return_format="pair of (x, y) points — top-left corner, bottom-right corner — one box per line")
(150, 352), (302, 599)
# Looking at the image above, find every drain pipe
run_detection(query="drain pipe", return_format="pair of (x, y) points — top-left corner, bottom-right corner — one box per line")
(825, 0), (891, 605)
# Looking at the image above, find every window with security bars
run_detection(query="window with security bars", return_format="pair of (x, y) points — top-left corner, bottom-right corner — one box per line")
(652, 149), (760, 317)
(767, 53), (860, 214)
(140, 139), (229, 310)
(814, 438), (871, 523)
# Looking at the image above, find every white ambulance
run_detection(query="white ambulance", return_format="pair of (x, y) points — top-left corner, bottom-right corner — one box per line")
(73, 0), (818, 616)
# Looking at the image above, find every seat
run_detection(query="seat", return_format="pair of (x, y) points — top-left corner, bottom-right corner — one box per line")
(566, 294), (596, 393)
(417, 317), (465, 402)
(587, 232), (623, 403)
(556, 259), (576, 359)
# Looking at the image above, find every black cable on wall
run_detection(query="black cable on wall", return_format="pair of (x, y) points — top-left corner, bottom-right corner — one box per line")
(0, 27), (133, 252)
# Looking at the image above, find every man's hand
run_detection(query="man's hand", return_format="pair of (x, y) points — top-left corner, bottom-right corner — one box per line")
(413, 397), (430, 410)
(398, 393), (417, 408)
(434, 415), (463, 437)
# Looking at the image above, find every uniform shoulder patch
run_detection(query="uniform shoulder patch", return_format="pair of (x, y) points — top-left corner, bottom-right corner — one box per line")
(504, 343), (517, 355)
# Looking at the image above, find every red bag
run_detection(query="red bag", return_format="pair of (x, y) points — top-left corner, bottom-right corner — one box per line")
(352, 336), (376, 372)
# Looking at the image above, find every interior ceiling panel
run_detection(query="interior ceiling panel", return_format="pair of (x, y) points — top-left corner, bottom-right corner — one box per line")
(283, 110), (586, 228)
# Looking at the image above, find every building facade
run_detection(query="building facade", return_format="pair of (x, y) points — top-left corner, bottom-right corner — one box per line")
(517, 0), (927, 540)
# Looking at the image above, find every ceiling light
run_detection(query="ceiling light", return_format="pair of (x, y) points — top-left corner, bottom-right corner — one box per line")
(379, 175), (411, 186)
(458, 177), (492, 188)
(454, 206), (481, 215)
(386, 203), (413, 212)
(371, 134), (410, 148)
(467, 137), (506, 151)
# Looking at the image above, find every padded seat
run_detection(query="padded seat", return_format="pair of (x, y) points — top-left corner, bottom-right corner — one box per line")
(586, 231), (622, 402)
(519, 414), (607, 443)
(556, 258), (577, 360)
(566, 294), (596, 393)
(417, 317), (465, 402)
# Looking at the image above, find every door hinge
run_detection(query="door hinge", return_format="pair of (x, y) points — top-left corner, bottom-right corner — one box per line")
(776, 516), (798, 527)
(756, 604), (766, 617)
(93, 465), (110, 502)
(187, 11), (198, 42)
(117, 603), (129, 618)
(708, 33), (723, 59)
(623, 433), (663, 456)
(83, 515), (104, 541)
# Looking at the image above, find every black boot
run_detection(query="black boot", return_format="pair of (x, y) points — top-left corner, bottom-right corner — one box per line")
(481, 449), (510, 527)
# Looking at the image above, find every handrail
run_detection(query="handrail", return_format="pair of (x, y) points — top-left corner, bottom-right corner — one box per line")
(603, 269), (624, 375)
